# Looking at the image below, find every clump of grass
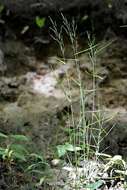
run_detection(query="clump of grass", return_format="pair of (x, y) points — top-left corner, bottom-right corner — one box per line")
(49, 14), (127, 189)
(50, 13), (109, 160)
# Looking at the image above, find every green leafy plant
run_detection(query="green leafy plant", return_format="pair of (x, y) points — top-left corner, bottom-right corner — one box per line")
(57, 142), (81, 158)
(26, 153), (50, 187)
(0, 132), (50, 188)
(26, 153), (49, 174)
(0, 133), (29, 163)
(35, 16), (45, 28)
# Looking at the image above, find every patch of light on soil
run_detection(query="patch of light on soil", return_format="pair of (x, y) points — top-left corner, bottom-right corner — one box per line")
(26, 63), (72, 98)
(25, 71), (64, 98)
(32, 73), (57, 96)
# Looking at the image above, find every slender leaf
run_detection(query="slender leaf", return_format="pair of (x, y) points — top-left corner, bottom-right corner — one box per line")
(65, 143), (81, 152)
(85, 180), (104, 190)
(10, 135), (29, 142)
(0, 132), (7, 138)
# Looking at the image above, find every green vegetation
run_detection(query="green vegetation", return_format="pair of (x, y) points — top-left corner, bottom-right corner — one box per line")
(0, 133), (29, 162)
(35, 16), (46, 28)
(0, 7), (126, 188)
(50, 14), (127, 189)
(0, 132), (50, 189)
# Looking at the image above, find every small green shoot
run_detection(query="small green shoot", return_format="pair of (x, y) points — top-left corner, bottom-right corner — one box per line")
(35, 16), (45, 28)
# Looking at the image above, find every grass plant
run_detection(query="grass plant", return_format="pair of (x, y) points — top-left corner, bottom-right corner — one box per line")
(50, 14), (127, 189)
